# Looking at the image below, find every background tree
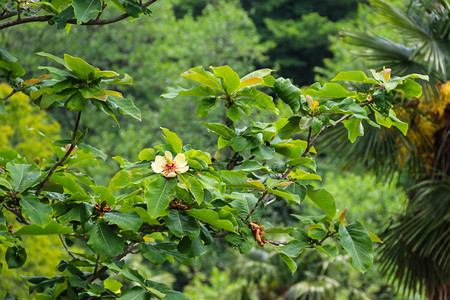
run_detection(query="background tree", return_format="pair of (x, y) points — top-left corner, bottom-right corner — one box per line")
(317, 0), (450, 298)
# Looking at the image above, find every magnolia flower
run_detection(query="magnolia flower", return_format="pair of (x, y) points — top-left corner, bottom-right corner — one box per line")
(381, 67), (391, 82)
(151, 151), (188, 178)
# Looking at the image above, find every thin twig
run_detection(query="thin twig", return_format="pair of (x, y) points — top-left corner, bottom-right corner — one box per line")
(0, 0), (158, 30)
(85, 241), (138, 284)
(3, 90), (17, 101)
(3, 203), (32, 225)
(94, 254), (101, 274)
(226, 151), (240, 170)
(59, 234), (84, 260)
(35, 111), (81, 196)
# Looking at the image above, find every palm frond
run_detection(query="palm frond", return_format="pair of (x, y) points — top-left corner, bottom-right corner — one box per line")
(378, 180), (450, 298)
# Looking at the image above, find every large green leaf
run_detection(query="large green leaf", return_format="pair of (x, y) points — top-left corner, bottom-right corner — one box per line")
(218, 171), (257, 189)
(306, 82), (356, 98)
(118, 286), (151, 300)
(306, 188), (336, 218)
(145, 176), (177, 218)
(0, 47), (25, 78)
(272, 77), (301, 112)
(106, 94), (141, 121)
(200, 122), (235, 139)
(212, 65), (240, 94)
(182, 66), (222, 92)
(20, 194), (53, 226)
(15, 221), (74, 235)
(186, 209), (236, 232)
(178, 173), (204, 204)
(6, 163), (41, 192)
(103, 211), (143, 232)
(72, 0), (102, 24)
(331, 71), (378, 84)
(343, 118), (364, 143)
(5, 245), (27, 269)
(161, 128), (182, 154)
(166, 210), (200, 239)
(339, 222), (373, 273)
(87, 220), (124, 258)
(161, 85), (218, 98)
(230, 135), (260, 152)
(64, 54), (96, 81)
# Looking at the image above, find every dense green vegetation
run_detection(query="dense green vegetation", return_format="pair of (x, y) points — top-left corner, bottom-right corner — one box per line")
(0, 0), (448, 299)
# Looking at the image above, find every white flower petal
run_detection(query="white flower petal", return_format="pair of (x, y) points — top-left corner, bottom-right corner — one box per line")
(164, 171), (177, 178)
(154, 155), (166, 165)
(176, 165), (189, 174)
(174, 153), (187, 167)
(151, 162), (164, 173)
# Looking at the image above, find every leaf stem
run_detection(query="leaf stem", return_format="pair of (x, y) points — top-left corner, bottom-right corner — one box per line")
(0, 0), (158, 29)
(35, 111), (82, 197)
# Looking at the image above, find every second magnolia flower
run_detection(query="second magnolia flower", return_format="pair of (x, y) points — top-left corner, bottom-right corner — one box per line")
(151, 151), (189, 178)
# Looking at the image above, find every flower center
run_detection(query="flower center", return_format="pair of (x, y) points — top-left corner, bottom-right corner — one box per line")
(164, 163), (176, 172)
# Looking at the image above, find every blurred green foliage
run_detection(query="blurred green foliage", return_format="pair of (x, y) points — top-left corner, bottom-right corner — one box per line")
(0, 83), (60, 161)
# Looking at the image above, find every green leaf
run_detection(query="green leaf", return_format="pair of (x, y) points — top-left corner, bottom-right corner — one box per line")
(118, 286), (151, 300)
(80, 87), (107, 101)
(65, 92), (86, 111)
(229, 194), (259, 222)
(166, 210), (200, 239)
(182, 66), (222, 92)
(339, 222), (373, 273)
(272, 77), (301, 112)
(20, 194), (53, 226)
(177, 236), (207, 257)
(211, 65), (240, 94)
(251, 144), (275, 160)
(226, 105), (242, 122)
(37, 52), (68, 68)
(178, 173), (204, 204)
(87, 220), (124, 258)
(40, 89), (76, 109)
(72, 0), (102, 24)
(161, 85), (218, 98)
(64, 54), (96, 81)
(315, 245), (339, 258)
(238, 88), (278, 114)
(161, 128), (182, 154)
(343, 118), (364, 143)
(0, 176), (11, 190)
(141, 244), (166, 265)
(5, 245), (27, 269)
(331, 71), (377, 84)
(306, 83), (357, 98)
(145, 177), (177, 218)
(6, 163), (41, 192)
(393, 78), (422, 98)
(306, 188), (336, 218)
(201, 122), (235, 140)
(111, 0), (150, 18)
(372, 89), (394, 116)
(78, 143), (107, 160)
(0, 47), (25, 77)
(138, 148), (156, 161)
(218, 171), (257, 189)
(279, 252), (297, 274)
(269, 188), (301, 204)
(106, 94), (141, 121)
(102, 73), (133, 85)
(278, 240), (307, 257)
(186, 209), (236, 232)
(103, 211), (143, 232)
(15, 221), (74, 235)
(374, 110), (408, 135)
(230, 135), (260, 152)
(48, 6), (75, 29)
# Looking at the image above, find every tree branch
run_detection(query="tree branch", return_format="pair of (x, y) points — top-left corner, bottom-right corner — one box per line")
(0, 0), (158, 30)
(35, 111), (81, 197)
(245, 115), (354, 223)
(3, 202), (32, 225)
